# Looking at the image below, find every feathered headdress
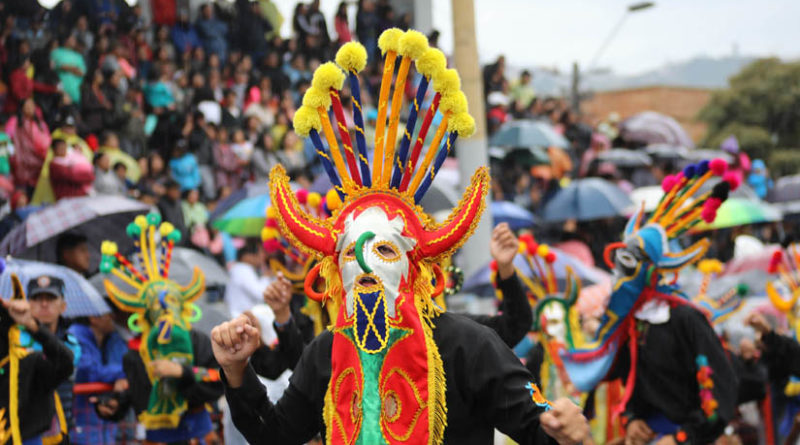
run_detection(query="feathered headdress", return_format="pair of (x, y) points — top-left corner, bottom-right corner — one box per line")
(99, 212), (205, 429)
(272, 29), (488, 445)
(563, 158), (734, 398)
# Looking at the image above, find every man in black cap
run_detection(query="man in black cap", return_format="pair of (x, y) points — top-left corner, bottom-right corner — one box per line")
(27, 275), (81, 444)
(0, 275), (74, 444)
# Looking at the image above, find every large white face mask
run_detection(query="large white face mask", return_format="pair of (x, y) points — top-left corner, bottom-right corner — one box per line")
(337, 207), (416, 319)
(542, 303), (567, 341)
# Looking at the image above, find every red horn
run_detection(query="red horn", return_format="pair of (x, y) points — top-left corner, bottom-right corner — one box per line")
(419, 167), (489, 259)
(269, 166), (336, 256)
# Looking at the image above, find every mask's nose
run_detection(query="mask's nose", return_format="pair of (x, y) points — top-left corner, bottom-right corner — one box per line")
(355, 231), (376, 273)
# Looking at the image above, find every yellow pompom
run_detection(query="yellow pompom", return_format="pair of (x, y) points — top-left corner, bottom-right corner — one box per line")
(518, 241), (527, 254)
(439, 90), (468, 115)
(293, 106), (322, 137)
(448, 112), (475, 137)
(311, 62), (346, 91)
(416, 48), (446, 79)
(326, 188), (342, 211)
(378, 28), (404, 55)
(335, 42), (368, 73)
(266, 206), (278, 219)
(432, 69), (461, 95)
(537, 244), (549, 258)
(101, 241), (118, 256)
(302, 87), (332, 110)
(159, 222), (175, 237)
(307, 192), (322, 208)
(261, 227), (279, 241)
(698, 259), (723, 274)
(399, 30), (428, 59)
(134, 215), (148, 229)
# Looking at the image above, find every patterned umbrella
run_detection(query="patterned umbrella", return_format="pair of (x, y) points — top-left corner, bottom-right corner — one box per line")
(212, 193), (270, 237)
(694, 198), (783, 231)
(0, 196), (150, 269)
(210, 182), (269, 221)
(0, 258), (111, 317)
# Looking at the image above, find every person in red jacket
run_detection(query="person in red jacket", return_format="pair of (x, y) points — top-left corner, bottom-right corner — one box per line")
(3, 57), (59, 115)
(49, 138), (95, 200)
(4, 98), (51, 194)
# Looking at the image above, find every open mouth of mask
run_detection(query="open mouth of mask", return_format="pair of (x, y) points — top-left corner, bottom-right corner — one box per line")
(353, 274), (389, 354)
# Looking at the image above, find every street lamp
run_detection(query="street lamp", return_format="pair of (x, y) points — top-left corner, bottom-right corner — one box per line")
(588, 1), (655, 70)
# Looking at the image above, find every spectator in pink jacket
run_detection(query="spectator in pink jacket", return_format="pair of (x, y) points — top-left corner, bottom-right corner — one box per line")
(49, 138), (95, 200)
(5, 98), (52, 193)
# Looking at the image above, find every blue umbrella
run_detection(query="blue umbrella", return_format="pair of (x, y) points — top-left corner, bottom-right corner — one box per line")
(461, 247), (610, 298)
(0, 258), (111, 317)
(542, 178), (633, 222)
(212, 193), (270, 236)
(210, 182), (269, 222)
(490, 120), (569, 149)
(491, 201), (537, 230)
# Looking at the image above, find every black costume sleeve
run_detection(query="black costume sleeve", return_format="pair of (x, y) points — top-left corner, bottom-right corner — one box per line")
(761, 331), (800, 381)
(223, 332), (330, 444)
(175, 330), (224, 407)
(467, 324), (556, 445)
(31, 325), (74, 391)
(467, 272), (533, 347)
(249, 317), (306, 380)
(676, 307), (738, 444)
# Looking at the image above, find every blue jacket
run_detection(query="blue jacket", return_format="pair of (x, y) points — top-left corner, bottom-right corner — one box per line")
(68, 323), (128, 444)
(170, 153), (201, 191)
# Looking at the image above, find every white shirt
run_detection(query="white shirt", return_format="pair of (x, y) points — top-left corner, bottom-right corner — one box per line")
(224, 262), (273, 318)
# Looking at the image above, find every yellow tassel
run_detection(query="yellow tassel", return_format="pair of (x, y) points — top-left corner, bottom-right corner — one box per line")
(335, 42), (368, 73)
(448, 112), (476, 138)
(311, 62), (346, 91)
(438, 91), (468, 115)
(111, 268), (144, 290)
(292, 105), (322, 137)
(432, 69), (461, 95)
(416, 48), (447, 79)
(378, 28), (404, 55)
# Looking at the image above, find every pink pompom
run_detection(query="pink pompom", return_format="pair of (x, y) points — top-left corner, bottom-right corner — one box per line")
(489, 260), (498, 272)
(769, 250), (784, 274)
(265, 218), (279, 228)
(545, 252), (557, 264)
(722, 172), (740, 190)
(701, 208), (717, 223)
(709, 158), (728, 176)
(705, 197), (722, 211)
(518, 233), (535, 246)
(527, 241), (539, 257)
(295, 189), (309, 204)
(263, 239), (281, 252)
(662, 175), (679, 192)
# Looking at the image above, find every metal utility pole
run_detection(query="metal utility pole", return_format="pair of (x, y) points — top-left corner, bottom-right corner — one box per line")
(451, 0), (490, 278)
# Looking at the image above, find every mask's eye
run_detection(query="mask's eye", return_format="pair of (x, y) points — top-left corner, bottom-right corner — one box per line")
(615, 250), (637, 269)
(374, 242), (399, 261)
(342, 243), (356, 261)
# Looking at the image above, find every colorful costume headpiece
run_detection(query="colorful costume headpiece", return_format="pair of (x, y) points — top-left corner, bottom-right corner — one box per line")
(561, 159), (736, 403)
(99, 213), (205, 429)
(766, 247), (800, 395)
(692, 259), (744, 325)
(272, 30), (487, 445)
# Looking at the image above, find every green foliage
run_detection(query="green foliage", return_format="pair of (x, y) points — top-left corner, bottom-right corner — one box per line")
(699, 58), (800, 155)
(767, 149), (800, 177)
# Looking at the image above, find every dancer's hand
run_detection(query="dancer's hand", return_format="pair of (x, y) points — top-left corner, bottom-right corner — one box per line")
(264, 274), (292, 324)
(745, 312), (771, 335)
(2, 299), (38, 332)
(211, 313), (261, 387)
(491, 223), (519, 280)
(540, 398), (590, 445)
(624, 419), (655, 445)
(150, 359), (184, 378)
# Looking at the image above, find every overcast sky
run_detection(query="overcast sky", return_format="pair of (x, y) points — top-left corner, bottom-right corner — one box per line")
(277, 0), (800, 75)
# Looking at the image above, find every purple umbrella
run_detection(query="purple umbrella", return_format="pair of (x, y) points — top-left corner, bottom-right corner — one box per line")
(619, 111), (695, 148)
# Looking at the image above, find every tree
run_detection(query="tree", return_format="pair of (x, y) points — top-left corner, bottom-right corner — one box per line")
(699, 58), (800, 158)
